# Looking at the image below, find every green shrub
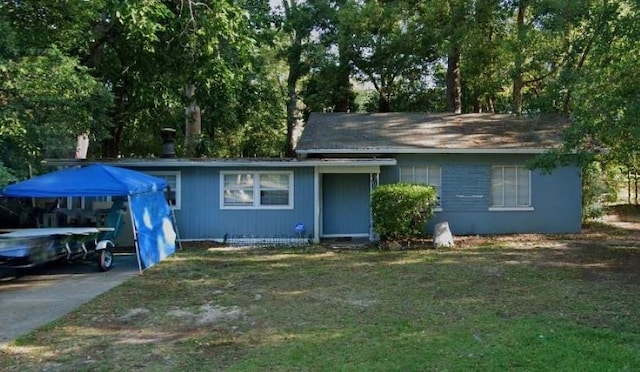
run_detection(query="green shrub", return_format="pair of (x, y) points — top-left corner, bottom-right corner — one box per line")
(582, 162), (617, 221)
(371, 183), (438, 240)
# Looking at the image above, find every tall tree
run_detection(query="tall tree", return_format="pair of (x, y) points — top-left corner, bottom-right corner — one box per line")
(563, 1), (639, 165)
(280, 0), (316, 156)
(146, 0), (283, 158)
(0, 1), (113, 178)
(504, 0), (599, 115)
(339, 0), (437, 113)
(2, 0), (286, 165)
(302, 0), (356, 114)
(461, 0), (511, 113)
(444, 0), (467, 114)
(511, 0), (528, 114)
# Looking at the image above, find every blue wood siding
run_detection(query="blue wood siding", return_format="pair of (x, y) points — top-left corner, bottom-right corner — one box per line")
(383, 154), (582, 234)
(441, 164), (490, 212)
(132, 152), (582, 240)
(322, 173), (370, 236)
(132, 166), (315, 241)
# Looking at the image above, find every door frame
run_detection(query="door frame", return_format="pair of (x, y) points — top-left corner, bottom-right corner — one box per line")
(313, 166), (380, 242)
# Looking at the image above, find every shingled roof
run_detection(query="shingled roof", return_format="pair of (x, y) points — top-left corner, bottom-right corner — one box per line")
(296, 112), (570, 155)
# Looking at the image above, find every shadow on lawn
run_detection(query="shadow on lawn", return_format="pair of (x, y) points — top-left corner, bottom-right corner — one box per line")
(4, 225), (640, 371)
(170, 235), (640, 288)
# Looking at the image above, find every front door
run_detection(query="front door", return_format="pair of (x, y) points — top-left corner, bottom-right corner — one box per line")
(322, 173), (370, 237)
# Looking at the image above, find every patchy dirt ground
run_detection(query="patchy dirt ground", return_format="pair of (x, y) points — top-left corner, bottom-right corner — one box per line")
(2, 206), (640, 371)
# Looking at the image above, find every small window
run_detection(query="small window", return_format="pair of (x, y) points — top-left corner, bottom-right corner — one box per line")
(221, 171), (293, 209)
(223, 173), (254, 207)
(147, 171), (181, 209)
(260, 173), (290, 205)
(491, 166), (531, 209)
(399, 165), (442, 204)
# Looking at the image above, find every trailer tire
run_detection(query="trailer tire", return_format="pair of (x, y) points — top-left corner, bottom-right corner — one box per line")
(98, 248), (113, 272)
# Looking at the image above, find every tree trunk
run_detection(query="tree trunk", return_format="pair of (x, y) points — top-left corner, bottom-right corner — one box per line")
(184, 84), (201, 157)
(333, 49), (352, 112)
(473, 97), (481, 113)
(512, 74), (524, 115)
(445, 0), (465, 114)
(285, 83), (299, 157)
(512, 1), (527, 115)
(285, 38), (302, 157)
(284, 0), (303, 157)
(446, 46), (462, 114)
(378, 90), (390, 113)
(486, 96), (495, 113)
(562, 37), (593, 114)
(633, 168), (638, 205)
(629, 168), (632, 204)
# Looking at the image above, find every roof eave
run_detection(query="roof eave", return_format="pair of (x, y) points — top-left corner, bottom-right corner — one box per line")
(43, 158), (397, 168)
(296, 148), (556, 155)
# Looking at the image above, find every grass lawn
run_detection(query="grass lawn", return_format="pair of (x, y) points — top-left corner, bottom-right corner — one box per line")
(2, 214), (640, 371)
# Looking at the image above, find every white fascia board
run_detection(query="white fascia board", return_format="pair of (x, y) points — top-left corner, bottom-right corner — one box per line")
(126, 159), (397, 168)
(297, 159), (396, 167)
(297, 148), (552, 155)
(317, 165), (381, 174)
(44, 158), (397, 168)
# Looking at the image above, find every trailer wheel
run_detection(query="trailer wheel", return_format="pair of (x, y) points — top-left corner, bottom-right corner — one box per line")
(98, 248), (113, 272)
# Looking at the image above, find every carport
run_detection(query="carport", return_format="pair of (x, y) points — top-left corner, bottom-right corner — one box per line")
(1, 164), (177, 272)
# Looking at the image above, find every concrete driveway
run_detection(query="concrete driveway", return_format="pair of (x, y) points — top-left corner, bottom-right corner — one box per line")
(0, 253), (139, 346)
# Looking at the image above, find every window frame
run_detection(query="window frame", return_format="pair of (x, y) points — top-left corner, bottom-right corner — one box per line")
(147, 171), (181, 209)
(489, 165), (533, 211)
(398, 165), (442, 211)
(220, 171), (294, 210)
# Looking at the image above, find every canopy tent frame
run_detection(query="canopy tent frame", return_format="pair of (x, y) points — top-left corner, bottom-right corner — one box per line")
(1, 164), (177, 272)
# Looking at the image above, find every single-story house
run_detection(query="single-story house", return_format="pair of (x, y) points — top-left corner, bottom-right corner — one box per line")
(46, 112), (582, 244)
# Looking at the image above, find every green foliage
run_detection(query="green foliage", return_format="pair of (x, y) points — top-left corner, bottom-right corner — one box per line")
(568, 4), (640, 164)
(581, 162), (621, 221)
(338, 0), (438, 112)
(0, 0), (638, 186)
(303, 61), (357, 113)
(0, 47), (113, 178)
(529, 1), (639, 181)
(371, 183), (438, 240)
(0, 0), (287, 169)
(0, 161), (17, 187)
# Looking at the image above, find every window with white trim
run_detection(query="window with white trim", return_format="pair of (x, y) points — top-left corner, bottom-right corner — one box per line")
(491, 166), (531, 209)
(399, 165), (442, 205)
(221, 171), (293, 209)
(147, 171), (181, 209)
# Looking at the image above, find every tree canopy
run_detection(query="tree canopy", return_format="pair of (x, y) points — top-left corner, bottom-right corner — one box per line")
(0, 0), (638, 182)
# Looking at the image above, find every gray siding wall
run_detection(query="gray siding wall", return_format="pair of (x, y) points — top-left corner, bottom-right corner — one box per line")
(382, 154), (582, 234)
(134, 166), (315, 241)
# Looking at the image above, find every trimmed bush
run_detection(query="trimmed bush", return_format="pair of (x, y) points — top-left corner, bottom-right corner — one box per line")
(371, 183), (438, 240)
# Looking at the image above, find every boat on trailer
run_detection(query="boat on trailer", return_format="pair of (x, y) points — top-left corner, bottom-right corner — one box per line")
(0, 227), (118, 272)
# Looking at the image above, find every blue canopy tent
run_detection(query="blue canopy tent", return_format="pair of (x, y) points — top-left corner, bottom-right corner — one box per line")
(1, 164), (177, 272)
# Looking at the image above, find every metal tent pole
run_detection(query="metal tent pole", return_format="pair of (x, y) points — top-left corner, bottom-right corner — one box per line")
(167, 185), (182, 251)
(128, 195), (143, 274)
